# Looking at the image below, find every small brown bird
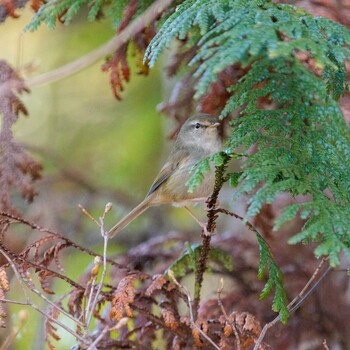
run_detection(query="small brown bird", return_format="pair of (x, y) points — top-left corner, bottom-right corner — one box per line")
(108, 113), (222, 238)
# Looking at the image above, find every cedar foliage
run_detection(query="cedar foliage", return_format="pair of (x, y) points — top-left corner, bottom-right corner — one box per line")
(145, 0), (350, 268)
(0, 0), (350, 349)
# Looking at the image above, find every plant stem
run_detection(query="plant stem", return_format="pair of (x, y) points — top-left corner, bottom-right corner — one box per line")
(192, 152), (230, 319)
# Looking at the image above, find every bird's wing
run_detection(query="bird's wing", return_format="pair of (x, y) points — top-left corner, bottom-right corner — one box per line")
(146, 149), (189, 197)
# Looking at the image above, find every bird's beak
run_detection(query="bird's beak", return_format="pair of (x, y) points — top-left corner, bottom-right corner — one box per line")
(208, 122), (220, 128)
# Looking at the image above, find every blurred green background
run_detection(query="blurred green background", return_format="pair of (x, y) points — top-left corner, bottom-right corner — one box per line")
(0, 7), (185, 349)
(2, 6), (171, 238)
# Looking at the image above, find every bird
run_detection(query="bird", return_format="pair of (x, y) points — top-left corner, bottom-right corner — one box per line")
(108, 113), (222, 238)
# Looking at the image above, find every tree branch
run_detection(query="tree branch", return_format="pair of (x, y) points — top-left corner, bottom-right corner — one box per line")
(253, 258), (332, 350)
(25, 0), (174, 88)
(193, 153), (231, 318)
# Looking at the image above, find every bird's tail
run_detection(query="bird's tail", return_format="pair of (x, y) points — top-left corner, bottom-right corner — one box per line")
(108, 199), (150, 238)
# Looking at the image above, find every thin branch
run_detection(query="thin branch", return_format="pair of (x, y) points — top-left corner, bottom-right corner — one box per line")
(323, 339), (330, 350)
(79, 204), (101, 227)
(0, 211), (143, 273)
(86, 208), (110, 328)
(0, 240), (85, 290)
(86, 318), (129, 350)
(84, 273), (97, 324)
(0, 247), (30, 303)
(0, 298), (29, 305)
(217, 278), (241, 350)
(25, 0), (174, 88)
(168, 270), (221, 350)
(288, 257), (328, 311)
(0, 247), (89, 345)
(30, 287), (85, 328)
(30, 303), (89, 345)
(253, 259), (332, 350)
(289, 265), (332, 314)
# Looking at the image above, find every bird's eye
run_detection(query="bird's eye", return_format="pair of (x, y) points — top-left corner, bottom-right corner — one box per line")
(195, 123), (201, 129)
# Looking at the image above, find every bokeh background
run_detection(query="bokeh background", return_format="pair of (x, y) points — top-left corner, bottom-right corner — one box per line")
(1, 8), (168, 348)
(1, 7), (173, 240)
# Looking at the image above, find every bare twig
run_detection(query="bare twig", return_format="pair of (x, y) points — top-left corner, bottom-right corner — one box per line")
(31, 303), (89, 345)
(0, 247), (30, 303)
(288, 257), (327, 308)
(83, 268), (98, 323)
(30, 287), (85, 328)
(87, 318), (129, 350)
(0, 211), (142, 273)
(323, 339), (330, 350)
(0, 298), (29, 305)
(25, 0), (174, 88)
(0, 240), (85, 290)
(79, 204), (101, 228)
(85, 204), (110, 328)
(253, 259), (332, 350)
(217, 278), (241, 350)
(168, 270), (221, 350)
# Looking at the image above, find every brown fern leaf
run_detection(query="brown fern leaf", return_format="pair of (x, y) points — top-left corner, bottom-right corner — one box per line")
(110, 273), (148, 321)
(0, 0), (44, 22)
(192, 325), (203, 347)
(103, 0), (157, 100)
(0, 60), (42, 213)
(172, 336), (182, 350)
(25, 235), (58, 263)
(198, 65), (243, 116)
(0, 288), (7, 328)
(223, 322), (233, 337)
(102, 0), (137, 100)
(0, 0), (22, 20)
(160, 296), (181, 326)
(53, 241), (68, 272)
(0, 268), (9, 328)
(17, 261), (35, 289)
(68, 289), (84, 318)
(45, 301), (61, 349)
(223, 311), (263, 350)
(192, 319), (209, 347)
(0, 267), (9, 292)
(161, 307), (178, 332)
(38, 270), (55, 294)
(39, 240), (69, 272)
(102, 45), (130, 100)
(145, 274), (167, 296)
(132, 23), (156, 75)
(218, 316), (234, 350)
(30, 0), (42, 12)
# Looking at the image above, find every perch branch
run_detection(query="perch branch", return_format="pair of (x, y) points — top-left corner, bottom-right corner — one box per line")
(193, 153), (231, 319)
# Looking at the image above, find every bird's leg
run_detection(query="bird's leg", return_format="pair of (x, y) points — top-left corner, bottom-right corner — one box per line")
(184, 206), (209, 235)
